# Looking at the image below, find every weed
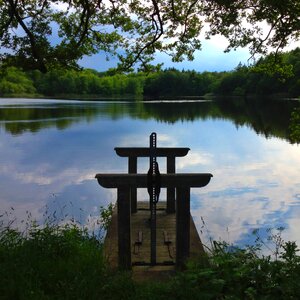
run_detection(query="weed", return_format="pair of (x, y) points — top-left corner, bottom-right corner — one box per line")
(100, 203), (114, 231)
(0, 210), (299, 299)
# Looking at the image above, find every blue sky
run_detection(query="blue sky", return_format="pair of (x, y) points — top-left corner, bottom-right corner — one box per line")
(78, 26), (300, 73)
(79, 35), (252, 73)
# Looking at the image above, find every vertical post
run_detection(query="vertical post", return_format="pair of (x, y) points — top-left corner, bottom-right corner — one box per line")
(167, 155), (176, 213)
(149, 132), (157, 265)
(128, 156), (137, 213)
(117, 187), (131, 270)
(176, 187), (190, 269)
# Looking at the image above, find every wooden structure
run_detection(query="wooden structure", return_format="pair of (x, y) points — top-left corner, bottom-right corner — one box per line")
(95, 134), (212, 273)
(114, 147), (190, 213)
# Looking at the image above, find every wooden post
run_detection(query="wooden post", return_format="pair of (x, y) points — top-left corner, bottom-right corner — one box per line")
(167, 155), (176, 213)
(176, 187), (190, 269)
(96, 173), (212, 269)
(128, 156), (137, 213)
(117, 187), (131, 270)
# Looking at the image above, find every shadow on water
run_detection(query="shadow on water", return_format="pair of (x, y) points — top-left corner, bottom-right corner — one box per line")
(0, 98), (299, 142)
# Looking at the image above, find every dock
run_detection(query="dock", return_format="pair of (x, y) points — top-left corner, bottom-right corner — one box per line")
(95, 133), (213, 280)
(104, 201), (205, 280)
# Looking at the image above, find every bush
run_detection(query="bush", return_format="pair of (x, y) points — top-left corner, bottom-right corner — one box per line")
(1, 215), (299, 299)
(0, 223), (109, 299)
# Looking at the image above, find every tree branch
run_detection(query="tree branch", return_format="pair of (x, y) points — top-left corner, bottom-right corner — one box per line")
(7, 0), (47, 72)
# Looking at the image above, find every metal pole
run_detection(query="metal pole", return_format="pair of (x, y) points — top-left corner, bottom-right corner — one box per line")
(149, 132), (157, 265)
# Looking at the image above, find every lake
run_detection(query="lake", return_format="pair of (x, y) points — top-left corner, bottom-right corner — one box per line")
(0, 97), (299, 250)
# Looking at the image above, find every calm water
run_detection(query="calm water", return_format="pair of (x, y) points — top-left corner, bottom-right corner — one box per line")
(0, 98), (299, 248)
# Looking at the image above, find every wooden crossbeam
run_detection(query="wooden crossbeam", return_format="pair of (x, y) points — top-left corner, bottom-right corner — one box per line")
(115, 147), (190, 213)
(115, 147), (190, 157)
(96, 172), (212, 270)
(95, 173), (212, 189)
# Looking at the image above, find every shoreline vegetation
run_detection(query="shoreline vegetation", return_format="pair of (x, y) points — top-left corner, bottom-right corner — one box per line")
(1, 209), (299, 299)
(1, 48), (300, 101)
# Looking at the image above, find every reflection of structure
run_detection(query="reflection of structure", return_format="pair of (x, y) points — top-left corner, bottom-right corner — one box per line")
(95, 133), (212, 277)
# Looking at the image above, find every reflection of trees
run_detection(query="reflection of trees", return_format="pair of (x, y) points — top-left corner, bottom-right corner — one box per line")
(0, 100), (299, 143)
(141, 99), (300, 143)
(0, 103), (102, 135)
(214, 99), (297, 141)
(289, 108), (300, 144)
(0, 101), (145, 135)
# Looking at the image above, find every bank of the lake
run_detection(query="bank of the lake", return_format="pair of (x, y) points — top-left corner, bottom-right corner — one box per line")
(1, 219), (300, 299)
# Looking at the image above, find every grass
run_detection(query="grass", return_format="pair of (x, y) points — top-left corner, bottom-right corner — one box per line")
(0, 210), (300, 300)
(0, 223), (108, 299)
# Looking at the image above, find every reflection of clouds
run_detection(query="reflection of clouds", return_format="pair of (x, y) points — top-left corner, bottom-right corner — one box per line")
(156, 134), (178, 147)
(207, 187), (259, 198)
(0, 178), (115, 231)
(1, 100), (299, 248)
(177, 151), (213, 170)
(0, 154), (115, 228)
(0, 199), (46, 230)
(118, 132), (178, 147)
(118, 134), (149, 147)
(283, 205), (300, 241)
(0, 162), (97, 187)
(193, 192), (285, 246)
(189, 138), (300, 246)
(285, 218), (300, 246)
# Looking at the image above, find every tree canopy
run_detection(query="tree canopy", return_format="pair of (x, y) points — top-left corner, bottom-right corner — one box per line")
(1, 0), (300, 73)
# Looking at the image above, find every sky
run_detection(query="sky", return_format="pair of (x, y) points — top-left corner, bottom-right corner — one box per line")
(79, 35), (252, 73)
(0, 26), (254, 73)
(78, 24), (300, 73)
(79, 34), (300, 73)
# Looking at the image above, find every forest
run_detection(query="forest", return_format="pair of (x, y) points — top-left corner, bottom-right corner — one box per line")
(1, 48), (300, 99)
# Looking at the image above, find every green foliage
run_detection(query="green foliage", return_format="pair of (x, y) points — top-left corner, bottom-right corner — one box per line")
(31, 68), (144, 97)
(1, 1), (300, 72)
(289, 108), (300, 144)
(0, 67), (37, 96)
(144, 69), (221, 98)
(0, 222), (108, 299)
(100, 203), (114, 231)
(1, 214), (300, 299)
(1, 48), (300, 99)
(172, 239), (300, 299)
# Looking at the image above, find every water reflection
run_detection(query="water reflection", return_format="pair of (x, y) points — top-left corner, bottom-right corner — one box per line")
(0, 98), (299, 142)
(0, 98), (299, 248)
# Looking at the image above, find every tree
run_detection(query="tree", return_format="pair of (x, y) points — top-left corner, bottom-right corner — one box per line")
(0, 66), (36, 95)
(1, 1), (300, 73)
(0, 0), (122, 73)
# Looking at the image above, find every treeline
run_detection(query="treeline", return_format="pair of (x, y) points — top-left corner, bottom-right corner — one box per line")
(144, 48), (300, 98)
(1, 48), (300, 99)
(0, 67), (145, 98)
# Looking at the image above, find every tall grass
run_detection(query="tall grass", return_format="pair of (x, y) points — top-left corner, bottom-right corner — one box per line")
(0, 223), (107, 299)
(0, 208), (300, 300)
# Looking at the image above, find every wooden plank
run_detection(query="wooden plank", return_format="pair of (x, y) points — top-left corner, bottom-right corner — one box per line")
(176, 188), (190, 269)
(115, 147), (190, 157)
(131, 209), (176, 265)
(167, 156), (176, 213)
(117, 187), (131, 270)
(103, 201), (205, 277)
(96, 173), (213, 188)
(128, 156), (137, 213)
